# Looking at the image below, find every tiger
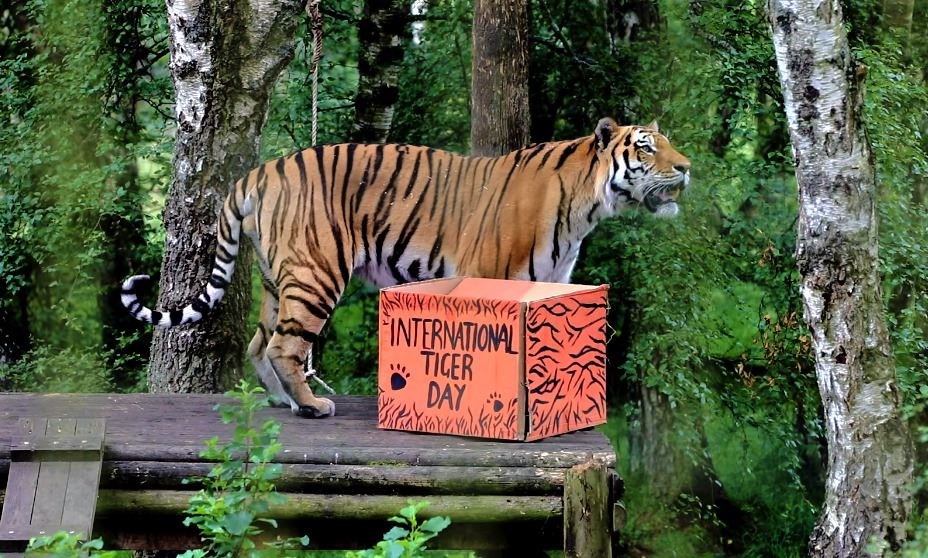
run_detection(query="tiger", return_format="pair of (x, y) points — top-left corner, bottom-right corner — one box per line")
(121, 117), (691, 418)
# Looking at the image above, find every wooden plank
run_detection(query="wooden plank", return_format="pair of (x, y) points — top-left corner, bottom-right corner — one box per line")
(0, 523), (89, 540)
(0, 461), (40, 528)
(28, 461), (70, 527)
(0, 419), (46, 534)
(1, 422), (612, 451)
(96, 490), (563, 522)
(10, 435), (104, 452)
(563, 459), (611, 558)
(0, 394), (617, 469)
(61, 419), (105, 531)
(98, 461), (566, 494)
(0, 416), (105, 547)
(16, 418), (76, 529)
(46, 418), (77, 437)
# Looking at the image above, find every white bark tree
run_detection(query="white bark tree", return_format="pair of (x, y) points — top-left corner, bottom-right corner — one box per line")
(351, 0), (410, 143)
(766, 1), (915, 555)
(149, 0), (305, 392)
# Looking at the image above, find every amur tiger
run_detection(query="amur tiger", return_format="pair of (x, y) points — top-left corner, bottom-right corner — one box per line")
(122, 117), (691, 418)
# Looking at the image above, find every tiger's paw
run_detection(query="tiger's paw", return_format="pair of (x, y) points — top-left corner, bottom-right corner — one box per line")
(294, 397), (336, 418)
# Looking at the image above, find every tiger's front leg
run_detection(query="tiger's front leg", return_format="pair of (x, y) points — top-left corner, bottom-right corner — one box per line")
(264, 275), (341, 418)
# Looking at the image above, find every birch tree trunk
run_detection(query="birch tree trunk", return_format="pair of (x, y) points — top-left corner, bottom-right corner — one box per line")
(351, 0), (409, 143)
(766, 1), (914, 554)
(149, 0), (304, 393)
(470, 0), (530, 156)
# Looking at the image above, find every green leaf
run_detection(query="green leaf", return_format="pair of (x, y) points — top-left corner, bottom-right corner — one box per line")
(221, 510), (254, 536)
(382, 526), (409, 541)
(383, 541), (404, 558)
(420, 516), (451, 534)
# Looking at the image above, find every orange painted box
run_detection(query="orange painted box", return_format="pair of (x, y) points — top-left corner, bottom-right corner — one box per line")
(377, 277), (608, 441)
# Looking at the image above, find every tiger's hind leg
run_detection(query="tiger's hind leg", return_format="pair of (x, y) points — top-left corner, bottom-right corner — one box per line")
(264, 274), (341, 418)
(248, 287), (291, 408)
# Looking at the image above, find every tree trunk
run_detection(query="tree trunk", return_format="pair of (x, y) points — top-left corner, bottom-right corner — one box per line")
(149, 0), (304, 393)
(470, 0), (530, 156)
(766, 1), (915, 554)
(881, 0), (914, 34)
(351, 0), (409, 143)
(605, 0), (660, 49)
(629, 385), (691, 500)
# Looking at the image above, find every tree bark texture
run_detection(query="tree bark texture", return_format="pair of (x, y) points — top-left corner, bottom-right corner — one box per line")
(470, 0), (531, 157)
(767, 1), (914, 555)
(351, 0), (409, 143)
(149, 0), (304, 393)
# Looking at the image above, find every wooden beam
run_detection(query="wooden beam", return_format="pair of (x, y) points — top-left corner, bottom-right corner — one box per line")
(563, 459), (611, 558)
(98, 461), (566, 495)
(96, 490), (562, 522)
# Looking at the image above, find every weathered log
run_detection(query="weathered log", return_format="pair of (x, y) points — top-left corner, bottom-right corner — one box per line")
(100, 461), (565, 495)
(96, 490), (562, 522)
(563, 459), (611, 558)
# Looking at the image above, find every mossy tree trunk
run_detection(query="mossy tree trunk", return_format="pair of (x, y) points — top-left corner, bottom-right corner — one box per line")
(149, 0), (305, 393)
(767, 0), (915, 554)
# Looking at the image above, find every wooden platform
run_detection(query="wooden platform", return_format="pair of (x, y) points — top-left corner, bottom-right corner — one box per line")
(0, 393), (622, 554)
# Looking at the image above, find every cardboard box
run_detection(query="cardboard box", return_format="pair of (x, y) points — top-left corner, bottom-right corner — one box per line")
(377, 277), (608, 441)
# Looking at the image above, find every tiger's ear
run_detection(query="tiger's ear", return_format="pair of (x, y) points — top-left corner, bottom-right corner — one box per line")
(595, 118), (619, 151)
(646, 120), (660, 132)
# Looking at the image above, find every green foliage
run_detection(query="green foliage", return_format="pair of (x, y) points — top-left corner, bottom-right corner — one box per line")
(24, 531), (122, 557)
(262, 0), (361, 154)
(0, 0), (168, 381)
(180, 381), (308, 557)
(391, 0), (474, 151)
(0, 345), (113, 392)
(348, 501), (453, 558)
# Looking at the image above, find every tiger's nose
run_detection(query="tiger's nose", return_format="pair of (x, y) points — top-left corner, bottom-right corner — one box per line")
(674, 160), (691, 174)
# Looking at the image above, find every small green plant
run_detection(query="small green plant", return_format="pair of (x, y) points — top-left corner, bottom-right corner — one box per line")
(23, 531), (119, 557)
(179, 380), (308, 557)
(348, 501), (452, 558)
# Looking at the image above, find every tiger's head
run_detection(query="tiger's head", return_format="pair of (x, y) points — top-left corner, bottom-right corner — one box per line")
(594, 117), (691, 217)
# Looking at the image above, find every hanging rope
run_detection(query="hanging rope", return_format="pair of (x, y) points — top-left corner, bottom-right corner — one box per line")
(307, 0), (323, 146)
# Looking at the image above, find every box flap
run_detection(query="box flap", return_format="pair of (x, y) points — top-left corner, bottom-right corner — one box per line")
(381, 277), (464, 295)
(447, 277), (606, 303)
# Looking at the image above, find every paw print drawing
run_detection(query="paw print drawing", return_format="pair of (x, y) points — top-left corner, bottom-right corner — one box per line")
(390, 363), (410, 391)
(487, 392), (504, 413)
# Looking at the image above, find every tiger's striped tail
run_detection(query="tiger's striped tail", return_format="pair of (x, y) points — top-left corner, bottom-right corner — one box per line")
(121, 183), (253, 328)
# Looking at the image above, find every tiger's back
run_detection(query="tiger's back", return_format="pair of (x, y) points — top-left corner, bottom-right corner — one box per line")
(123, 118), (691, 418)
(246, 140), (603, 290)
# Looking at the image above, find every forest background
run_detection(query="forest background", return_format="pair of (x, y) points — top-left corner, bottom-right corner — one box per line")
(1, 0), (927, 555)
